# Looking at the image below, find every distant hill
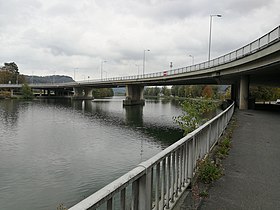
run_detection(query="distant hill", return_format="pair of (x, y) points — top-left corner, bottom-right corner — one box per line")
(24, 75), (75, 84)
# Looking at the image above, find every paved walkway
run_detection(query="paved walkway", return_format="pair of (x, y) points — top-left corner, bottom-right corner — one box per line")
(199, 109), (280, 210)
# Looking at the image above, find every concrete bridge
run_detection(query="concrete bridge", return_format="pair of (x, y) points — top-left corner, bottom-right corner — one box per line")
(1, 25), (280, 109)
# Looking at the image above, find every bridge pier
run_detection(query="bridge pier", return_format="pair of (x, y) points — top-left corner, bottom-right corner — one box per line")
(230, 76), (250, 110)
(72, 87), (93, 100)
(123, 85), (145, 106)
(10, 89), (14, 97)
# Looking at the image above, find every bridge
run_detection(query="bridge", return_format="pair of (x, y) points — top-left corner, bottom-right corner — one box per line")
(1, 25), (280, 109)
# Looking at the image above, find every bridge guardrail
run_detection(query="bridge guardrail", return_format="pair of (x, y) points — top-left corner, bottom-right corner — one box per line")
(69, 102), (235, 210)
(80, 25), (279, 84)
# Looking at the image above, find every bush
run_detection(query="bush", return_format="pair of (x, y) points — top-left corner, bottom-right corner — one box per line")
(21, 83), (34, 99)
(198, 158), (222, 184)
(174, 99), (218, 135)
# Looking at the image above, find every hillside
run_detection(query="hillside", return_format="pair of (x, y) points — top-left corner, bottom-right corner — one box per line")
(24, 75), (75, 84)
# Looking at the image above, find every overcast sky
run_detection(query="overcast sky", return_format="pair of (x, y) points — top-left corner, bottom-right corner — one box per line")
(0, 0), (279, 81)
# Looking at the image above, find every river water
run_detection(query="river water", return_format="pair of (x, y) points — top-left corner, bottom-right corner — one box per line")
(0, 97), (184, 210)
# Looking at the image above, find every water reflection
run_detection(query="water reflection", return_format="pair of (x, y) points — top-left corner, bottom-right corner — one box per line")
(124, 105), (143, 127)
(0, 97), (184, 210)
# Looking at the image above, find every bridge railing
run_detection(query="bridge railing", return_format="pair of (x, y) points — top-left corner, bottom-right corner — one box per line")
(86, 25), (279, 84)
(69, 102), (235, 210)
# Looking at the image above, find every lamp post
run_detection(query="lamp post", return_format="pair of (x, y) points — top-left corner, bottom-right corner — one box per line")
(101, 60), (107, 80)
(143, 49), (150, 75)
(135, 64), (141, 75)
(103, 70), (108, 79)
(74, 68), (78, 81)
(208, 14), (222, 61)
(189, 55), (194, 65)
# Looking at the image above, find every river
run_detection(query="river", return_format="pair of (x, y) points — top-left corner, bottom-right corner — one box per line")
(0, 97), (184, 210)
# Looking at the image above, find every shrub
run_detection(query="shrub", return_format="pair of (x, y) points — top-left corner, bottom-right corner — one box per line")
(198, 159), (222, 184)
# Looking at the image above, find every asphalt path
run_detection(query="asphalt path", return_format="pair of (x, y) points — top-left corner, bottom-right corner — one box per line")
(200, 109), (280, 210)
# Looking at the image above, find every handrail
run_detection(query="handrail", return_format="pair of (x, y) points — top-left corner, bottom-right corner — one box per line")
(69, 102), (235, 210)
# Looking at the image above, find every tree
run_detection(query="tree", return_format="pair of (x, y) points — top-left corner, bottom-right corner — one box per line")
(92, 88), (114, 98)
(0, 62), (25, 84)
(202, 85), (213, 99)
(1, 62), (19, 73)
(250, 86), (280, 101)
(22, 83), (34, 99)
(161, 86), (171, 96)
(174, 99), (218, 135)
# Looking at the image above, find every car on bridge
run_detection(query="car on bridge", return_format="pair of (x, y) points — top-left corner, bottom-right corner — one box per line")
(276, 99), (280, 104)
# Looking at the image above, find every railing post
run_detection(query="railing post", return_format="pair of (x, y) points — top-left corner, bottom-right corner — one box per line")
(120, 188), (126, 210)
(131, 180), (139, 210)
(166, 155), (171, 209)
(161, 160), (166, 209)
(107, 198), (113, 210)
(188, 138), (194, 179)
(138, 168), (153, 210)
(171, 152), (175, 203)
(155, 163), (160, 210)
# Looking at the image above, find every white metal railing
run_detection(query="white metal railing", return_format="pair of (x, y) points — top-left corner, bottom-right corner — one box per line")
(69, 102), (235, 210)
(80, 25), (280, 84)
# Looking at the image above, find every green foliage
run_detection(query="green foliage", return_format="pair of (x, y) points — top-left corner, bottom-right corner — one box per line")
(1, 62), (19, 73)
(144, 86), (161, 96)
(0, 62), (25, 84)
(198, 158), (222, 184)
(21, 83), (34, 99)
(161, 86), (171, 96)
(171, 85), (221, 99)
(174, 99), (218, 135)
(92, 88), (114, 98)
(199, 190), (209, 198)
(216, 136), (231, 159)
(250, 86), (280, 101)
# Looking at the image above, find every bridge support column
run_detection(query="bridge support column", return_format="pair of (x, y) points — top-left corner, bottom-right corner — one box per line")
(84, 88), (93, 98)
(10, 89), (14, 97)
(239, 75), (249, 110)
(72, 87), (93, 100)
(123, 85), (145, 106)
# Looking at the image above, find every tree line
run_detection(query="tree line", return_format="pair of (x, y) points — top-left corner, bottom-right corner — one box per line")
(144, 85), (221, 99)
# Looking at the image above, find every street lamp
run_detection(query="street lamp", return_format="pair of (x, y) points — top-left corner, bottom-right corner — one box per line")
(189, 55), (194, 65)
(101, 60), (107, 80)
(208, 14), (222, 61)
(74, 68), (78, 81)
(143, 49), (150, 75)
(135, 64), (141, 75)
(103, 70), (108, 79)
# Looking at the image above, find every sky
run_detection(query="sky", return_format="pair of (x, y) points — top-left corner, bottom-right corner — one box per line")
(0, 0), (279, 81)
